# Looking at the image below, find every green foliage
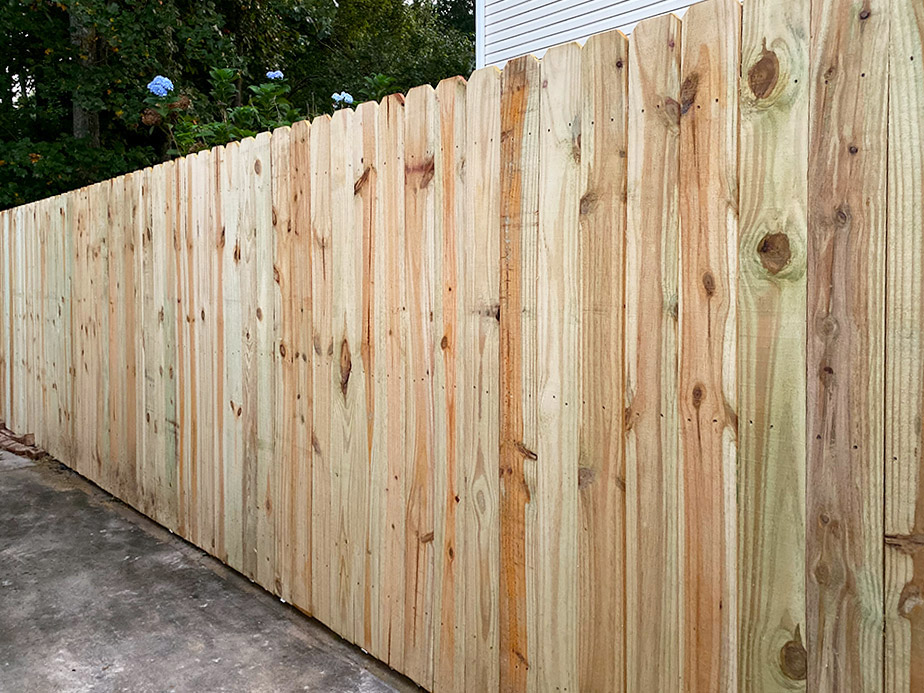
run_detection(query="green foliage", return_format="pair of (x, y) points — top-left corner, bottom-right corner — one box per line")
(142, 69), (304, 155)
(0, 0), (475, 211)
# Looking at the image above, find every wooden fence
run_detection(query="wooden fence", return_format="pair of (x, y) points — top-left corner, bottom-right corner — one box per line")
(1, 0), (922, 690)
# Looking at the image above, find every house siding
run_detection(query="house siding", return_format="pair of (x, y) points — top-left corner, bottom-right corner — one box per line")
(477, 0), (695, 66)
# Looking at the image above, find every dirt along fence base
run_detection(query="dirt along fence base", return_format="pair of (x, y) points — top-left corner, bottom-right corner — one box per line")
(2, 0), (923, 690)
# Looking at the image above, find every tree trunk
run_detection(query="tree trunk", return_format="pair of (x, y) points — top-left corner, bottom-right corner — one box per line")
(70, 9), (99, 147)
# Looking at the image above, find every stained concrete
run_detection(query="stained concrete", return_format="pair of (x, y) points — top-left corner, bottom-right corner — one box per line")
(0, 453), (420, 693)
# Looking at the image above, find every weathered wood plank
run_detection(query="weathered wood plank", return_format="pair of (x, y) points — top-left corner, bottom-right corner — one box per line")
(886, 4), (924, 692)
(219, 142), (244, 567)
(192, 149), (216, 555)
(361, 98), (388, 661)
(108, 176), (128, 498)
(0, 208), (9, 423)
(625, 14), (682, 692)
(161, 160), (180, 532)
(578, 28), (628, 693)
(402, 83), (439, 688)
(272, 121), (313, 612)
(71, 186), (92, 479)
(330, 106), (362, 641)
(140, 167), (159, 519)
(432, 74), (467, 693)
(462, 66), (501, 693)
(806, 0), (888, 690)
(355, 99), (382, 654)
(252, 131), (276, 589)
(499, 54), (540, 693)
(537, 42), (581, 692)
(678, 0), (740, 690)
(379, 93), (408, 672)
(92, 182), (112, 486)
(175, 154), (195, 539)
(737, 0), (810, 689)
(310, 115), (334, 627)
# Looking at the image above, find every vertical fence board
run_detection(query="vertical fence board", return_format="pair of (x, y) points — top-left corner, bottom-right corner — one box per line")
(462, 66), (501, 692)
(193, 150), (216, 555)
(142, 166), (163, 521)
(499, 53), (540, 693)
(353, 102), (386, 651)
(0, 209), (8, 424)
(330, 107), (359, 640)
(252, 132), (276, 589)
(403, 84), (440, 688)
(128, 174), (142, 508)
(806, 0), (888, 690)
(432, 75), (467, 693)
(578, 29), (628, 693)
(273, 121), (314, 612)
(349, 103), (372, 649)
(241, 139), (261, 578)
(0, 210), (7, 423)
(218, 143), (243, 566)
(140, 168), (157, 517)
(172, 159), (188, 536)
(41, 199), (55, 455)
(93, 182), (111, 483)
(737, 0), (810, 689)
(886, 3), (924, 691)
(71, 187), (90, 478)
(678, 1), (740, 690)
(537, 42), (581, 692)
(108, 176), (127, 499)
(379, 93), (409, 671)
(161, 160), (180, 532)
(364, 99), (390, 661)
(625, 13), (682, 692)
(310, 115), (334, 627)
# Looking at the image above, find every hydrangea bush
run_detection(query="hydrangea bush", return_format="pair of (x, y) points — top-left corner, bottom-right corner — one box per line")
(142, 69), (304, 155)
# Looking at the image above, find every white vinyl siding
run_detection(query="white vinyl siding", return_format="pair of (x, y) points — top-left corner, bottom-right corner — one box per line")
(477, 0), (695, 67)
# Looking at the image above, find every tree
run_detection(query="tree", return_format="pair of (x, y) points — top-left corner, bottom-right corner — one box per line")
(0, 0), (475, 210)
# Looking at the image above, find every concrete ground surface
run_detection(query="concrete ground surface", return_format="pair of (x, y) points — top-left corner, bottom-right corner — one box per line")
(0, 450), (420, 693)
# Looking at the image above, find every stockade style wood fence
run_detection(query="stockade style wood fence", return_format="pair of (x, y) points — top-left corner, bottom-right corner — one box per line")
(0, 0), (922, 690)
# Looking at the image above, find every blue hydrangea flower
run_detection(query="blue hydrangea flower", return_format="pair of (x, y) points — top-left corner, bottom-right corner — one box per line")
(332, 92), (344, 103)
(266, 70), (284, 80)
(147, 75), (174, 98)
(332, 91), (354, 105)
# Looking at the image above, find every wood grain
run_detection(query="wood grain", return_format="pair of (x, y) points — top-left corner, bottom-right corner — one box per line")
(379, 93), (408, 671)
(461, 66), (501, 693)
(537, 41), (581, 692)
(402, 84), (439, 688)
(330, 106), (364, 642)
(0, 206), (9, 423)
(578, 28), (628, 693)
(678, 0), (740, 690)
(431, 75), (467, 693)
(806, 0), (888, 690)
(625, 13), (682, 692)
(499, 53), (540, 693)
(272, 121), (313, 612)
(0, 208), (7, 423)
(737, 0), (810, 690)
(308, 114), (333, 626)
(1, 12), (916, 689)
(885, 2), (924, 692)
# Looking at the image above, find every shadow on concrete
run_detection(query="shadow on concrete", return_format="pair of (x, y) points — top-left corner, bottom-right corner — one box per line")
(0, 451), (421, 693)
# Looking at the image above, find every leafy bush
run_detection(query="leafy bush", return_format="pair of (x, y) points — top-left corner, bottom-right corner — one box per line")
(142, 68), (304, 156)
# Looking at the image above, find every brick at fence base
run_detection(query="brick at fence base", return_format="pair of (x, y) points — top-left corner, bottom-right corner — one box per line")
(0, 424), (43, 460)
